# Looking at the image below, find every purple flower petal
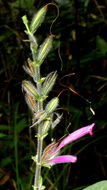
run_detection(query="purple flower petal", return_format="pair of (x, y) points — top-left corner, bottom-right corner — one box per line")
(56, 123), (95, 152)
(46, 155), (77, 165)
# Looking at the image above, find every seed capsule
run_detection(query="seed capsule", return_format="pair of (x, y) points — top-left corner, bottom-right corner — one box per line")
(25, 94), (37, 112)
(45, 97), (59, 114)
(37, 35), (53, 65)
(22, 80), (38, 97)
(42, 120), (51, 135)
(30, 6), (47, 34)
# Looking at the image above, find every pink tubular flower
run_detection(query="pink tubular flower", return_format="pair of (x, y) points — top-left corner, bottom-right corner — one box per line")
(56, 123), (95, 152)
(46, 155), (77, 165)
(44, 123), (95, 166)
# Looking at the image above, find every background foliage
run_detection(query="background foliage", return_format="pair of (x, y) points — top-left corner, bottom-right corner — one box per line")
(0, 0), (107, 189)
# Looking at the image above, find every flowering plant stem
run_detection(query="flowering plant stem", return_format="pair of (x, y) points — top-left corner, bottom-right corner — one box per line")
(31, 48), (43, 189)
(34, 90), (43, 189)
(22, 6), (95, 190)
(34, 114), (43, 189)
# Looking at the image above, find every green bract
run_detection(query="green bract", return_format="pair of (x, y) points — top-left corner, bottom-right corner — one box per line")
(22, 15), (30, 33)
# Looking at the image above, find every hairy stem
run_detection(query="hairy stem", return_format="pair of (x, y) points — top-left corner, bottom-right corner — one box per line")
(31, 43), (43, 189)
(34, 114), (43, 189)
(34, 103), (43, 189)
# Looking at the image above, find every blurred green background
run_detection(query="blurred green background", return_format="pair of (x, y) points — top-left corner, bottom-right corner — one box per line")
(0, 0), (107, 189)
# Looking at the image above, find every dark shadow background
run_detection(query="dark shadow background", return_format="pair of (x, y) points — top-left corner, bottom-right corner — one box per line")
(0, 0), (107, 189)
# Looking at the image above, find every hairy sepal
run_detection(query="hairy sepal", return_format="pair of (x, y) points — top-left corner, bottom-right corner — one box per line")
(42, 141), (59, 163)
(23, 58), (36, 79)
(45, 97), (59, 114)
(22, 80), (39, 98)
(25, 94), (37, 113)
(30, 6), (47, 34)
(37, 35), (53, 65)
(42, 71), (57, 96)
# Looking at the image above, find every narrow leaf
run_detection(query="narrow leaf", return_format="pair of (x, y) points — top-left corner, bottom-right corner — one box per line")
(83, 180), (107, 190)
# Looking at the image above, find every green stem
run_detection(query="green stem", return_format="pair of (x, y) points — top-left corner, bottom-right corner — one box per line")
(34, 100), (43, 190)
(30, 39), (43, 189)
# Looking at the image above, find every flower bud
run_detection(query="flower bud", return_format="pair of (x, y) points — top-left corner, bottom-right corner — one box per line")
(45, 97), (59, 114)
(30, 6), (47, 34)
(37, 35), (53, 65)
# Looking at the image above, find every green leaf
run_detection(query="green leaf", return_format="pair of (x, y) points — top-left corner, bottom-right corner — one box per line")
(24, 0), (35, 9)
(0, 125), (8, 130)
(96, 36), (107, 55)
(83, 180), (107, 190)
(0, 133), (7, 138)
(1, 157), (12, 168)
(17, 118), (27, 134)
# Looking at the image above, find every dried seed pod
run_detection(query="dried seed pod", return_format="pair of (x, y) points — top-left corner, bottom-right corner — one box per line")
(37, 35), (53, 65)
(51, 113), (63, 129)
(30, 6), (47, 34)
(42, 71), (57, 96)
(45, 97), (59, 114)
